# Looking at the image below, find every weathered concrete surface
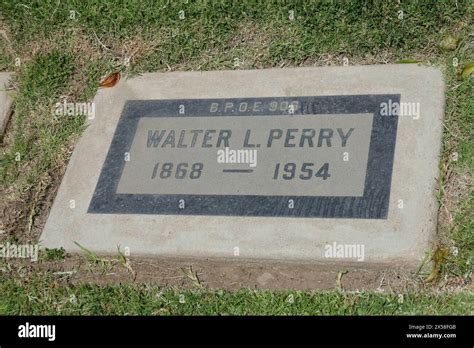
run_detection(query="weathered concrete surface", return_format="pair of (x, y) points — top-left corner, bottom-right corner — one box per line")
(0, 72), (13, 136)
(40, 65), (445, 268)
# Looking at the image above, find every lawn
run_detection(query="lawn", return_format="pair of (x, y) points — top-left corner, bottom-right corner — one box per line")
(0, 0), (472, 315)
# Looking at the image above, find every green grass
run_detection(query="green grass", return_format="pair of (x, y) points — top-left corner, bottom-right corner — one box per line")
(0, 0), (473, 315)
(0, 272), (472, 315)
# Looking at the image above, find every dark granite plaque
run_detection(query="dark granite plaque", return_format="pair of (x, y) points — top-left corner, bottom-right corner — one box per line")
(88, 95), (399, 218)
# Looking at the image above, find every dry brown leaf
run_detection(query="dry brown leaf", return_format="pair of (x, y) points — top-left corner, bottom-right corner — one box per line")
(99, 72), (121, 88)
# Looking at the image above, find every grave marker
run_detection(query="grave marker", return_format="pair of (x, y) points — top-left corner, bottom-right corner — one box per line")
(41, 65), (445, 265)
(0, 72), (13, 136)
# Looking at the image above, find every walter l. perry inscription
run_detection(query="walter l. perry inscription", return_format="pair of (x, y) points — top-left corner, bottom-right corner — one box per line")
(88, 95), (399, 218)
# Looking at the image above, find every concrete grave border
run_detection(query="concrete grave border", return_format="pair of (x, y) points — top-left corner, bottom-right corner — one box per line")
(0, 72), (13, 137)
(41, 65), (445, 267)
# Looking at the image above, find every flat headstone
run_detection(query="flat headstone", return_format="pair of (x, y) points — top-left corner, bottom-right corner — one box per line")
(41, 65), (444, 266)
(0, 72), (13, 136)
